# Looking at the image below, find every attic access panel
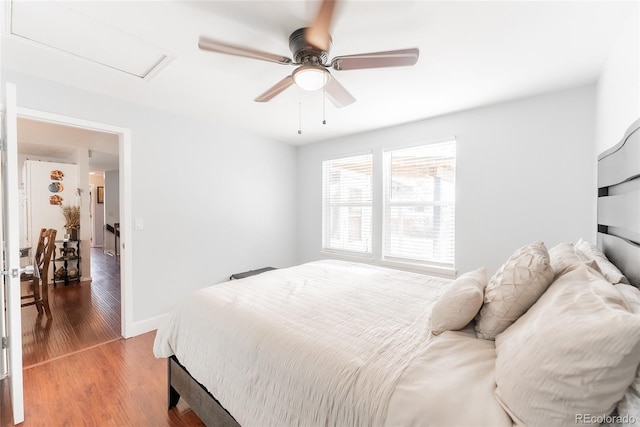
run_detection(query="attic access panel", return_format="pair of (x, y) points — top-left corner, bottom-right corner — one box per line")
(10, 1), (172, 79)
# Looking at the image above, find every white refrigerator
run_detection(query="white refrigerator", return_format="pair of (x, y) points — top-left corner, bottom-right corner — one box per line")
(22, 160), (79, 252)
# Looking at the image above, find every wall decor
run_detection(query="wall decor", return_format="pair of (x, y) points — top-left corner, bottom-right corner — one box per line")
(48, 182), (64, 193)
(49, 195), (63, 205)
(97, 186), (104, 204)
(50, 169), (64, 181)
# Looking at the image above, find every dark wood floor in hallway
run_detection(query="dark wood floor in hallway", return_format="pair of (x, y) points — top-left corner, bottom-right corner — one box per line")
(21, 247), (121, 367)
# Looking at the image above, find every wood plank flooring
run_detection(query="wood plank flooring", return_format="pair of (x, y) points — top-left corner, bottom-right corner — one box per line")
(2, 332), (205, 426)
(21, 248), (121, 367)
(3, 249), (204, 426)
(0, 249), (204, 427)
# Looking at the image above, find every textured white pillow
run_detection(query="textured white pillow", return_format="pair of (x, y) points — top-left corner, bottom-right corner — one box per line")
(575, 238), (630, 284)
(475, 241), (554, 340)
(430, 267), (486, 336)
(549, 242), (603, 279)
(615, 284), (640, 426)
(548, 242), (584, 278)
(494, 265), (640, 426)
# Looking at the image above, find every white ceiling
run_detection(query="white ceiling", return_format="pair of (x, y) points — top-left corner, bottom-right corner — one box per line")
(17, 117), (120, 172)
(3, 1), (638, 146)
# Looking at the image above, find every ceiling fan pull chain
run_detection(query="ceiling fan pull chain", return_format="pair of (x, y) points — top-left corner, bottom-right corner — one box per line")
(322, 87), (327, 125)
(298, 96), (303, 135)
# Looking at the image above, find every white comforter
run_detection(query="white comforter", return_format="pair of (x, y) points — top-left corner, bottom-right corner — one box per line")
(154, 260), (512, 427)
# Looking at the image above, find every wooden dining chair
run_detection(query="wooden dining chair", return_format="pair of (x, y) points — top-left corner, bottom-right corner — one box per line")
(21, 228), (57, 318)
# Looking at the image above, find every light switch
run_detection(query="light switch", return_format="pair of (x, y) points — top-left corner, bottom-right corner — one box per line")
(134, 218), (144, 230)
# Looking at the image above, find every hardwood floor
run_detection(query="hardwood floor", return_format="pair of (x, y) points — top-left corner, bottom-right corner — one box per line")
(21, 248), (121, 367)
(3, 249), (203, 425)
(2, 332), (205, 426)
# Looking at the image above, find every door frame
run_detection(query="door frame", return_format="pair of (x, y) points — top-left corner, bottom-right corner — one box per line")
(17, 107), (134, 338)
(2, 82), (23, 424)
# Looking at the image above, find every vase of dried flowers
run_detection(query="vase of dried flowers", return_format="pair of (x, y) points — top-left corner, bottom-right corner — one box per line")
(61, 204), (80, 241)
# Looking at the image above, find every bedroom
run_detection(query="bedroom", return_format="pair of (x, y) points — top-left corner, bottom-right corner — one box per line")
(0, 0), (639, 425)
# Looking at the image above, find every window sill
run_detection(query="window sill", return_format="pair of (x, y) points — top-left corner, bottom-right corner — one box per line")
(379, 259), (457, 278)
(320, 251), (457, 278)
(320, 250), (373, 262)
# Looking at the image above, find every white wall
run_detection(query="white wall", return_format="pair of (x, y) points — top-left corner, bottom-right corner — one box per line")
(596, 10), (640, 154)
(2, 70), (297, 327)
(297, 86), (596, 276)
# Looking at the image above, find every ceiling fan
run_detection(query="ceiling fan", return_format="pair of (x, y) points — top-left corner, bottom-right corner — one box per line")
(198, 0), (419, 108)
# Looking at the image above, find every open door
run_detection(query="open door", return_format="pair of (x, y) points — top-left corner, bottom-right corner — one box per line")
(1, 83), (24, 424)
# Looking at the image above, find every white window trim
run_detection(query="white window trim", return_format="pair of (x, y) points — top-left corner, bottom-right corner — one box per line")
(382, 140), (456, 271)
(379, 258), (457, 277)
(320, 139), (457, 276)
(321, 151), (373, 257)
(320, 251), (456, 277)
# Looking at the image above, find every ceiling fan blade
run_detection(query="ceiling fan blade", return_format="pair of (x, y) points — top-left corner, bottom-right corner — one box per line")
(306, 0), (337, 51)
(331, 48), (419, 71)
(255, 75), (295, 102)
(199, 36), (293, 65)
(324, 75), (355, 108)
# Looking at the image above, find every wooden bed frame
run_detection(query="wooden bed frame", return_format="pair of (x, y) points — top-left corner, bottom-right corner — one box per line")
(167, 118), (640, 426)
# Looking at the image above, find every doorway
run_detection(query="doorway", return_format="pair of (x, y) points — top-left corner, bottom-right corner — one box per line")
(18, 117), (121, 366)
(15, 107), (133, 349)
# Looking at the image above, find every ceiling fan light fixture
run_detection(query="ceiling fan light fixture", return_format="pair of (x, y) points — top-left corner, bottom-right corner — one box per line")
(292, 65), (330, 91)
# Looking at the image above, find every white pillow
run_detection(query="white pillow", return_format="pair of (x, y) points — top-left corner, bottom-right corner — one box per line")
(430, 267), (486, 335)
(549, 242), (604, 279)
(494, 264), (640, 426)
(615, 284), (640, 427)
(475, 241), (554, 340)
(575, 238), (629, 284)
(548, 242), (584, 278)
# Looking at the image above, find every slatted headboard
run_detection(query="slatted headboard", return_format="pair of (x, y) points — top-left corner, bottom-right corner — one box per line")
(597, 118), (640, 288)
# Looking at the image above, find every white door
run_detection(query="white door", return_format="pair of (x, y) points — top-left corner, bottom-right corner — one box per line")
(0, 83), (24, 424)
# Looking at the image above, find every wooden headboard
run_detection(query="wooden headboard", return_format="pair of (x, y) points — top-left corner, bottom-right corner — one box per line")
(597, 118), (640, 288)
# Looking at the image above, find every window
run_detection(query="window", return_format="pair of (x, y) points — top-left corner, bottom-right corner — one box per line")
(383, 141), (456, 269)
(321, 141), (456, 272)
(322, 153), (373, 256)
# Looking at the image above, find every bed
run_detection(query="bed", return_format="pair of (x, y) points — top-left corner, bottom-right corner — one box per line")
(154, 118), (640, 427)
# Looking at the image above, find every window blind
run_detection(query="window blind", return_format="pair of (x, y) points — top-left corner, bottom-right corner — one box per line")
(383, 141), (456, 268)
(322, 153), (373, 256)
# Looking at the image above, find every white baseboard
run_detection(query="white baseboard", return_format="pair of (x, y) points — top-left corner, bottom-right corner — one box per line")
(126, 313), (169, 338)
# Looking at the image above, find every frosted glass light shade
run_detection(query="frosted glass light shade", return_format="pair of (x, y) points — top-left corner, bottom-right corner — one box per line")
(292, 65), (330, 91)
